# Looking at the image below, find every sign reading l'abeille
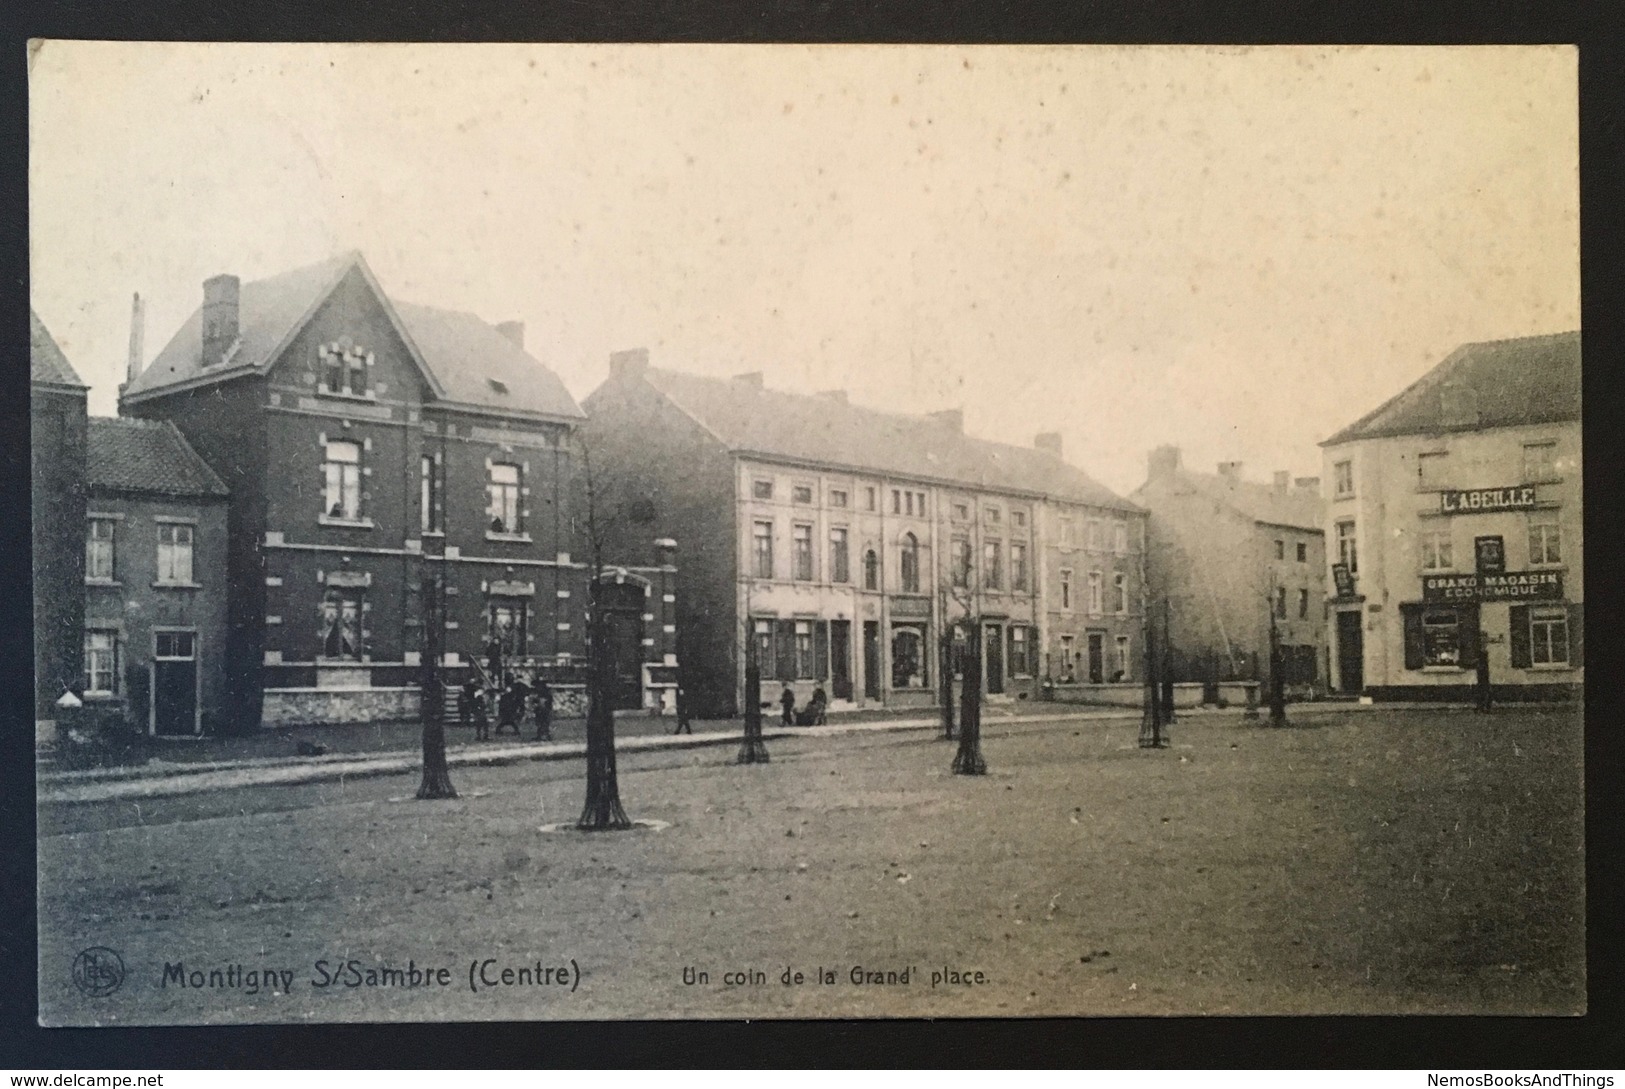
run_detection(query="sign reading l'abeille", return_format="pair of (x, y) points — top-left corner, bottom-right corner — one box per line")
(1439, 486), (1538, 514)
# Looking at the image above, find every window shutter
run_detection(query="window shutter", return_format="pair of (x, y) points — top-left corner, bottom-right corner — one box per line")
(1457, 605), (1480, 670)
(1567, 603), (1583, 668)
(1508, 604), (1532, 669)
(1401, 605), (1424, 671)
(815, 621), (829, 681)
(775, 619), (796, 681)
(1007, 627), (1018, 677)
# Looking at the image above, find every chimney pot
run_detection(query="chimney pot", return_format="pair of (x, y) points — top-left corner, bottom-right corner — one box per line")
(1035, 432), (1063, 458)
(928, 408), (964, 432)
(495, 321), (524, 349)
(201, 274), (240, 368)
(732, 371), (764, 389)
(1148, 445), (1182, 478)
(1273, 470), (1290, 492)
(609, 348), (650, 379)
(127, 292), (146, 383)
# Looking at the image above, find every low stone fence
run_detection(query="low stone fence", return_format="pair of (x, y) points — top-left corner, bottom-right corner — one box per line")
(1044, 680), (1261, 709)
(262, 686), (420, 728)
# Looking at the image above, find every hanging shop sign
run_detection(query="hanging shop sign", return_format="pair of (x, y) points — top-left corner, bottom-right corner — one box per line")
(1439, 486), (1538, 515)
(1422, 570), (1562, 603)
(1474, 535), (1506, 576)
(1331, 563), (1356, 598)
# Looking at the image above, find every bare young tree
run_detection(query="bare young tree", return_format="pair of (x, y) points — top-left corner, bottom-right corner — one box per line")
(737, 581), (769, 763)
(575, 436), (631, 831)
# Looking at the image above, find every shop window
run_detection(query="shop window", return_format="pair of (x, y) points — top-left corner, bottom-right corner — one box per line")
(1528, 520), (1562, 566)
(752, 619), (774, 671)
(1420, 529), (1454, 571)
(156, 523), (194, 584)
(1402, 604), (1478, 671)
(900, 533), (920, 593)
(890, 624), (928, 688)
(488, 463), (522, 534)
(323, 440), (362, 521)
(752, 521), (774, 579)
(83, 629), (119, 695)
(1529, 607), (1569, 666)
(86, 518), (116, 581)
(1510, 603), (1581, 670)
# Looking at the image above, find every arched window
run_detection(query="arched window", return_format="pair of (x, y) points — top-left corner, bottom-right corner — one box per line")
(900, 532), (920, 593)
(863, 549), (879, 591)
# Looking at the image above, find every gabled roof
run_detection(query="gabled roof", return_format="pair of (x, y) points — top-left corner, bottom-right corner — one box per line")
(1322, 331), (1580, 446)
(31, 310), (86, 389)
(123, 252), (583, 421)
(632, 367), (1139, 512)
(87, 417), (229, 499)
(1135, 467), (1323, 532)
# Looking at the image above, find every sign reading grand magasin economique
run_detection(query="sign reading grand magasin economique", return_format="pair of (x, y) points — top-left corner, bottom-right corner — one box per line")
(1422, 570), (1563, 603)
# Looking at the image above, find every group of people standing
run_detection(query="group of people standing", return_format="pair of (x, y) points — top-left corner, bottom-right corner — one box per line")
(459, 670), (553, 742)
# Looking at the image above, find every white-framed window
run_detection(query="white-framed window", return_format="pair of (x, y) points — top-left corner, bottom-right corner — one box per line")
(829, 489), (848, 509)
(1009, 625), (1030, 677)
(323, 440), (362, 520)
(320, 589), (364, 660)
(1417, 451), (1449, 490)
(1113, 522), (1128, 553)
(1087, 570), (1103, 616)
(488, 462), (522, 534)
(830, 527), (850, 583)
(1298, 589), (1310, 619)
(1420, 528), (1454, 571)
(752, 521), (774, 579)
(1530, 606), (1570, 666)
(1011, 542), (1029, 592)
(86, 518), (116, 581)
(752, 479), (774, 500)
(792, 484), (814, 505)
(792, 523), (814, 581)
(795, 621), (815, 679)
(1523, 441), (1557, 483)
(420, 454), (441, 534)
(1336, 520), (1358, 574)
(1113, 572), (1128, 614)
(900, 533), (921, 593)
(1333, 460), (1354, 498)
(1528, 519), (1562, 566)
(1115, 636), (1130, 681)
(320, 345), (367, 396)
(951, 536), (971, 588)
(83, 629), (118, 695)
(983, 540), (1002, 590)
(156, 523), (194, 584)
(1060, 569), (1073, 611)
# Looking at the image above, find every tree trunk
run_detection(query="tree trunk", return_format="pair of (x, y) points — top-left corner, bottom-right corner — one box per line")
(416, 571), (457, 800)
(940, 633), (957, 740)
(951, 638), (986, 775)
(738, 660), (770, 764)
(578, 596), (631, 829)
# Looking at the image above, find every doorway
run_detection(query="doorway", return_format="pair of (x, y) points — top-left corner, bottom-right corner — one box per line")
(597, 580), (647, 710)
(152, 629), (199, 736)
(862, 621), (880, 700)
(984, 623), (1005, 694)
(1336, 611), (1364, 694)
(830, 620), (852, 701)
(1087, 631), (1105, 684)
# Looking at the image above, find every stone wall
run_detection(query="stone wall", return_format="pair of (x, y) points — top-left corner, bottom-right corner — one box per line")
(262, 686), (419, 728)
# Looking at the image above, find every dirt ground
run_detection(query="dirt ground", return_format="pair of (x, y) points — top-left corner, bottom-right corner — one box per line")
(37, 706), (1585, 1024)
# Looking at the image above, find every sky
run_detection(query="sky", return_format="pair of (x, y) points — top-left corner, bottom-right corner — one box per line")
(29, 43), (1578, 495)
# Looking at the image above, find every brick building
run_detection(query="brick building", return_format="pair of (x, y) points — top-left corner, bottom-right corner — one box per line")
(30, 311), (88, 719)
(82, 418), (230, 735)
(582, 351), (1145, 719)
(1131, 447), (1327, 694)
(1320, 332), (1581, 701)
(120, 252), (678, 729)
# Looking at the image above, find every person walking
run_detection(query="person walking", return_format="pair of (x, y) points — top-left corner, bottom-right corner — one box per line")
(779, 683), (796, 727)
(672, 684), (692, 735)
(470, 680), (490, 741)
(459, 674), (477, 733)
(533, 675), (553, 741)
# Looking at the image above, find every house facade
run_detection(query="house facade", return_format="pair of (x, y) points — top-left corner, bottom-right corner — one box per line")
(581, 350), (1145, 719)
(1320, 332), (1581, 701)
(83, 418), (231, 735)
(1131, 446), (1327, 694)
(120, 253), (678, 729)
(31, 311), (88, 719)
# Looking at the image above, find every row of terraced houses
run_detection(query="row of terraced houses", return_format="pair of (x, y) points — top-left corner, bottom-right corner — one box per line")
(31, 251), (1581, 736)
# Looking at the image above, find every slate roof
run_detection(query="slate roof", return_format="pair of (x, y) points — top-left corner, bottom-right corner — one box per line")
(87, 417), (229, 499)
(638, 367), (1140, 512)
(1323, 331), (1580, 446)
(124, 252), (583, 420)
(1137, 467), (1323, 532)
(31, 310), (86, 389)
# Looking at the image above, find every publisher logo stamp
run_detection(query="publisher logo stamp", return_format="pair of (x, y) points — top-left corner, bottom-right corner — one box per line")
(72, 947), (125, 997)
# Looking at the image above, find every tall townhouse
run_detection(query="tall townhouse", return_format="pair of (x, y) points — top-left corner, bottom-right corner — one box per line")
(581, 350), (1144, 719)
(30, 311), (88, 719)
(120, 252), (677, 730)
(1320, 332), (1581, 701)
(1131, 446), (1327, 692)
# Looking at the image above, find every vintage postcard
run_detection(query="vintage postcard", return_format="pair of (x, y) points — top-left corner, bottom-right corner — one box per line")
(30, 42), (1581, 1024)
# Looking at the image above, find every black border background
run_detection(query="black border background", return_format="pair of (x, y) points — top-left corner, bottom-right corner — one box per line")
(1, 0), (1620, 1069)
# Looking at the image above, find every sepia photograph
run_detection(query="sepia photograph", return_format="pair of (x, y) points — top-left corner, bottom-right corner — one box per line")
(28, 42), (1582, 1025)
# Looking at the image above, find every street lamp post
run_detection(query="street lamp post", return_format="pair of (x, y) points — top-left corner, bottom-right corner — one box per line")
(1268, 590), (1288, 727)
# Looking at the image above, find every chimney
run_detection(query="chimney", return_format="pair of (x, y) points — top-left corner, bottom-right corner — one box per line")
(1035, 432), (1063, 458)
(1216, 460), (1243, 481)
(1148, 444), (1181, 478)
(495, 321), (524, 349)
(929, 408), (964, 432)
(817, 389), (848, 404)
(126, 292), (145, 383)
(1294, 475), (1321, 493)
(608, 347), (649, 380)
(200, 274), (240, 368)
(732, 371), (764, 389)
(1273, 470), (1290, 493)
